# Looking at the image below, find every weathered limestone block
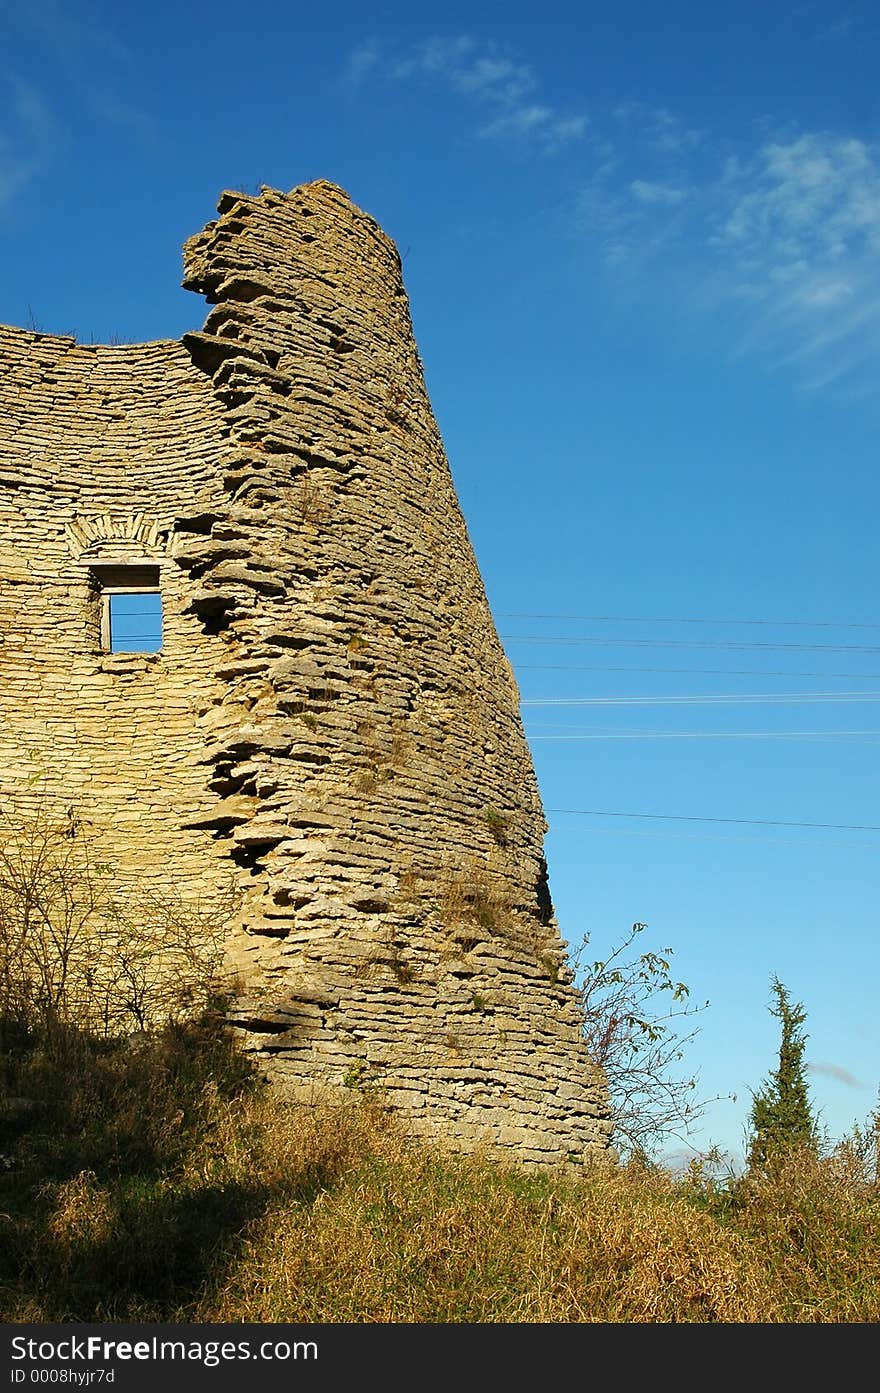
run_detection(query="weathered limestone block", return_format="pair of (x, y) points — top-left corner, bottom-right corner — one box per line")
(0, 180), (612, 1165)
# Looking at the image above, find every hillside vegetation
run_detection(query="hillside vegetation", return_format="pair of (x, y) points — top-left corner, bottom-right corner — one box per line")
(1, 1019), (877, 1324)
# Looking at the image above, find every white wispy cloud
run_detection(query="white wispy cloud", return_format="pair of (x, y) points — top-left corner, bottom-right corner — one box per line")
(9, 1), (155, 146)
(814, 12), (854, 42)
(614, 102), (703, 154)
(344, 34), (587, 152)
(0, 75), (58, 210)
(343, 37), (384, 88)
(711, 134), (880, 389)
(390, 36), (536, 105)
(23, 0), (132, 64)
(481, 106), (588, 148)
(580, 122), (880, 395)
(345, 35), (878, 394)
(808, 1061), (861, 1087)
(630, 179), (687, 205)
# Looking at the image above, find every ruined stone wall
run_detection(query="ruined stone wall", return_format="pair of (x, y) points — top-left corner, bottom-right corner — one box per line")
(0, 329), (233, 903)
(0, 181), (611, 1164)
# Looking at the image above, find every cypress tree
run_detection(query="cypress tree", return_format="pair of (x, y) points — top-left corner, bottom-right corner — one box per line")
(747, 976), (817, 1169)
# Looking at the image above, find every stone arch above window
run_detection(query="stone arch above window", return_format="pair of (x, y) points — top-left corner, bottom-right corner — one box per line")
(64, 511), (167, 559)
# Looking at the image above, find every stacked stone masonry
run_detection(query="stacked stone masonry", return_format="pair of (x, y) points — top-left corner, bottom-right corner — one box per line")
(0, 180), (611, 1164)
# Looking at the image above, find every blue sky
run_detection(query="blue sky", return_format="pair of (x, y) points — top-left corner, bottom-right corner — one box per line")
(2, 0), (878, 1164)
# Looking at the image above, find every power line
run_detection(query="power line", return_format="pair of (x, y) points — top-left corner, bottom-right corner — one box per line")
(528, 719), (880, 732)
(549, 821), (880, 851)
(528, 725), (880, 738)
(514, 664), (880, 678)
(528, 730), (880, 740)
(522, 691), (880, 706)
(545, 806), (880, 833)
(501, 635), (880, 654)
(497, 611), (880, 630)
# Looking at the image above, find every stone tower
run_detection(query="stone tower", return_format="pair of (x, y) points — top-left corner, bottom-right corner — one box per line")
(0, 181), (611, 1164)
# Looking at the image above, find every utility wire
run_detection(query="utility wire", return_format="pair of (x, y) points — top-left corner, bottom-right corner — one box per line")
(501, 635), (880, 654)
(514, 664), (880, 678)
(548, 822), (880, 851)
(526, 724), (880, 735)
(528, 730), (880, 740)
(522, 692), (880, 706)
(528, 723), (880, 736)
(497, 611), (880, 629)
(545, 806), (880, 833)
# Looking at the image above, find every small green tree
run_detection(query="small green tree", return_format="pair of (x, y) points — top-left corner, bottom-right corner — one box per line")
(747, 976), (817, 1170)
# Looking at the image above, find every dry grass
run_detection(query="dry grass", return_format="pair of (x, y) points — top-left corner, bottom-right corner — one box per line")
(196, 1146), (780, 1323)
(706, 1146), (880, 1321)
(440, 861), (511, 939)
(1, 1023), (878, 1323)
(195, 1132), (880, 1324)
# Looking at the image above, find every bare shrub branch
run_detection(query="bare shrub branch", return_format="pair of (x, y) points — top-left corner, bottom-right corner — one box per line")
(0, 795), (239, 1043)
(573, 921), (712, 1160)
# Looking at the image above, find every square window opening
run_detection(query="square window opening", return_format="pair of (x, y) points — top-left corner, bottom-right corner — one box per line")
(91, 565), (162, 653)
(108, 591), (163, 652)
